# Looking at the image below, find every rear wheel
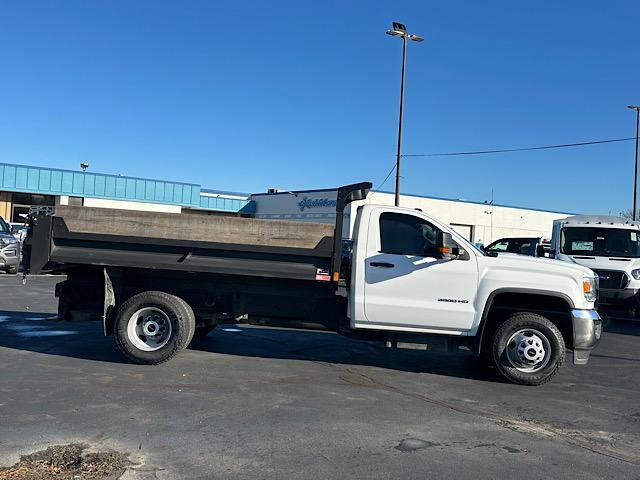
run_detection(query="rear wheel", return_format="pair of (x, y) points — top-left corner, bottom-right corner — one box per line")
(114, 291), (195, 364)
(491, 312), (565, 386)
(6, 266), (18, 274)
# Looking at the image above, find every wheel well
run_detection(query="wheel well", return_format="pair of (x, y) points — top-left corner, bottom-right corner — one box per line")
(478, 292), (574, 353)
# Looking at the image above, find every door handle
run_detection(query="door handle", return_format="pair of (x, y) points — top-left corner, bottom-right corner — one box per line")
(370, 261), (395, 268)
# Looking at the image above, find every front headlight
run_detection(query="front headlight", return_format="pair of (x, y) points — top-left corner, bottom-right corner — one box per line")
(631, 269), (640, 281)
(583, 276), (598, 302)
(0, 238), (18, 247)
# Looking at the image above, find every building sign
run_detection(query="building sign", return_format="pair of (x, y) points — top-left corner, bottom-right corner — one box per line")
(297, 196), (337, 212)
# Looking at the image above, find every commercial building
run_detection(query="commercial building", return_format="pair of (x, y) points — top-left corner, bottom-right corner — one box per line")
(1, 161), (571, 244)
(251, 188), (572, 244)
(0, 162), (252, 222)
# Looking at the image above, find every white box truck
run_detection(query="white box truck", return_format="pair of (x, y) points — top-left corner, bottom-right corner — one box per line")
(550, 215), (640, 318)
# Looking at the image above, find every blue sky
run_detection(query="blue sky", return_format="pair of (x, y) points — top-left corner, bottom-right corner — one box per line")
(0, 1), (638, 214)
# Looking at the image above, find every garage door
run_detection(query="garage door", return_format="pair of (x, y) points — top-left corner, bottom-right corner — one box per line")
(450, 223), (473, 241)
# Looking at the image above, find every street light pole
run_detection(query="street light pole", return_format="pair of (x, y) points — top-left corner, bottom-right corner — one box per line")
(394, 35), (407, 207)
(629, 105), (640, 221)
(386, 22), (423, 207)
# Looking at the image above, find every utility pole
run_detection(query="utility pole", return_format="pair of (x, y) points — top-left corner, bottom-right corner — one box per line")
(386, 22), (423, 206)
(628, 105), (640, 220)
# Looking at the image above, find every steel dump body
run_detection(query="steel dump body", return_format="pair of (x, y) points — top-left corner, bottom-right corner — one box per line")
(27, 206), (335, 280)
(24, 183), (371, 282)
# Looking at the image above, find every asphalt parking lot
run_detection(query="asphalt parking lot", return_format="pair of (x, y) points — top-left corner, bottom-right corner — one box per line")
(1, 275), (639, 479)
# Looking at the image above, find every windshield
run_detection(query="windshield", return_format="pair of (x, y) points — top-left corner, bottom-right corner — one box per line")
(561, 227), (640, 258)
(0, 219), (10, 234)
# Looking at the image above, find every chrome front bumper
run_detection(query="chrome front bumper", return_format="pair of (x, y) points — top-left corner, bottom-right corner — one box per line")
(571, 309), (603, 365)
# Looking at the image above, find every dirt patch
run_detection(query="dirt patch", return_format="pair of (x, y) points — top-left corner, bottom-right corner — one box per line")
(0, 443), (128, 480)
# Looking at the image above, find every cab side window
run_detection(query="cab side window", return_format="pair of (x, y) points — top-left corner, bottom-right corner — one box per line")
(379, 212), (438, 257)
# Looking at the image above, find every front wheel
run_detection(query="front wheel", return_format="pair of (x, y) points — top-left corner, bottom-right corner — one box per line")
(114, 291), (196, 365)
(491, 312), (565, 386)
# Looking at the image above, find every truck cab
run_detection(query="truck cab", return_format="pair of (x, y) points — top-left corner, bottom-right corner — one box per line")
(550, 215), (640, 317)
(347, 205), (601, 384)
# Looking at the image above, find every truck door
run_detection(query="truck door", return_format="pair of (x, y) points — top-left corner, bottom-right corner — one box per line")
(362, 209), (479, 332)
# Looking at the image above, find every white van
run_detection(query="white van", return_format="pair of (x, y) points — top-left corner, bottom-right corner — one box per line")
(551, 215), (640, 317)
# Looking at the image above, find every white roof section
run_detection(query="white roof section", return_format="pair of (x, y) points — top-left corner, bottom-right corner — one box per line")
(555, 215), (639, 228)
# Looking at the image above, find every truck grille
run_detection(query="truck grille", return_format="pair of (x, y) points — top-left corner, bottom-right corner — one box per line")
(592, 270), (629, 290)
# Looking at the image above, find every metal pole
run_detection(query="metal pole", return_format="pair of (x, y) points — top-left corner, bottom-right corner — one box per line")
(394, 36), (407, 207)
(633, 108), (640, 221)
(490, 189), (494, 242)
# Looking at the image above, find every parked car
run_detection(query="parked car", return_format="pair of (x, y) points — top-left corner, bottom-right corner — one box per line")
(550, 215), (640, 317)
(483, 237), (547, 257)
(0, 216), (20, 274)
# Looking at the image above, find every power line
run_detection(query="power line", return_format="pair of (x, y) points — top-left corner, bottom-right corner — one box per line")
(402, 137), (635, 157)
(370, 163), (397, 196)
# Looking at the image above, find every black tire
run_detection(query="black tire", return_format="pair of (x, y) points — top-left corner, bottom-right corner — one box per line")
(6, 266), (18, 274)
(491, 312), (565, 386)
(114, 291), (196, 365)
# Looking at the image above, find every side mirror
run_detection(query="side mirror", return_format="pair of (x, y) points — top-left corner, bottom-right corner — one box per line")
(433, 231), (459, 260)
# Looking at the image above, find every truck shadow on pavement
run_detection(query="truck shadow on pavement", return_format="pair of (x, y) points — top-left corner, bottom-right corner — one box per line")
(0, 310), (501, 383)
(599, 317), (640, 337)
(189, 325), (503, 383)
(0, 310), (127, 363)
(6, 311), (634, 382)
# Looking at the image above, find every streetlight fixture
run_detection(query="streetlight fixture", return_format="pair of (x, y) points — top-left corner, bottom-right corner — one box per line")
(80, 162), (89, 172)
(386, 22), (424, 207)
(629, 105), (640, 220)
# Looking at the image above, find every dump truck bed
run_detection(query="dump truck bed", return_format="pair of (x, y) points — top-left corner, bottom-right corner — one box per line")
(26, 206), (335, 281)
(24, 182), (371, 282)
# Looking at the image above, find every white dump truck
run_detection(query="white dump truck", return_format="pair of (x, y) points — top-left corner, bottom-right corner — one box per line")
(23, 183), (602, 385)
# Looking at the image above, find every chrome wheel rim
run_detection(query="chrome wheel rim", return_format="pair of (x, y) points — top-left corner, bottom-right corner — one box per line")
(505, 328), (551, 373)
(126, 307), (172, 352)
